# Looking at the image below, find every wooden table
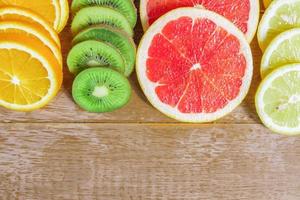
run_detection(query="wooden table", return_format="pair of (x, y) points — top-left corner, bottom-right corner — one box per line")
(1, 1), (300, 199)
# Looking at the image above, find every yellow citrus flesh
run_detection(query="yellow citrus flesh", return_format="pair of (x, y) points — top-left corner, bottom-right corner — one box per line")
(57, 0), (69, 32)
(0, 33), (62, 111)
(0, 0), (61, 32)
(0, 21), (62, 66)
(0, 6), (61, 48)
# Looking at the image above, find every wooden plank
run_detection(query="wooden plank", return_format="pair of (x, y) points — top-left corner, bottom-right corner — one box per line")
(0, 123), (299, 199)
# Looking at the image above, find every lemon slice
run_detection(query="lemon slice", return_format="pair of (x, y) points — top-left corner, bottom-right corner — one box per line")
(261, 28), (300, 78)
(258, 0), (300, 51)
(0, 33), (62, 111)
(256, 63), (300, 135)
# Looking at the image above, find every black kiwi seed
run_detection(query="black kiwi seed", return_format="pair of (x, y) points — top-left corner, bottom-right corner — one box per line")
(73, 25), (136, 76)
(67, 40), (125, 75)
(71, 0), (137, 28)
(72, 67), (132, 113)
(71, 6), (133, 36)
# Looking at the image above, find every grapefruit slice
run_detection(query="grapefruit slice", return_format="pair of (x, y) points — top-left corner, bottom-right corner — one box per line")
(136, 8), (253, 122)
(140, 0), (259, 42)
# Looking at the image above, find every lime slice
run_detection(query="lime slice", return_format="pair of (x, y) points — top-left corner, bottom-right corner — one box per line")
(261, 28), (300, 78)
(256, 63), (300, 135)
(257, 0), (300, 51)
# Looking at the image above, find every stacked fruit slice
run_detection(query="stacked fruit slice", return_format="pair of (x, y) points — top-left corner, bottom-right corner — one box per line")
(256, 0), (300, 135)
(0, 0), (69, 33)
(0, 1), (68, 112)
(68, 0), (137, 113)
(136, 0), (259, 123)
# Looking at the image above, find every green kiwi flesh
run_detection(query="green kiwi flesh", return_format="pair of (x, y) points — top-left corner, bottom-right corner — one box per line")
(72, 67), (131, 113)
(71, 6), (133, 36)
(71, 0), (137, 28)
(67, 40), (125, 74)
(73, 25), (136, 76)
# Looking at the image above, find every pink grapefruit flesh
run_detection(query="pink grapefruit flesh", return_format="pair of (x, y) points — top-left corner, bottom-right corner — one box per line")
(140, 0), (259, 42)
(136, 8), (253, 122)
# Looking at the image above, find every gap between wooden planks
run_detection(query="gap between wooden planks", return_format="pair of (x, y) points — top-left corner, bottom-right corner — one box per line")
(0, 123), (300, 199)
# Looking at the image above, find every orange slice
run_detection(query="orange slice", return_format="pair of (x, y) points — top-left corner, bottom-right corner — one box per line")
(0, 6), (60, 48)
(0, 33), (62, 111)
(57, 0), (69, 32)
(0, 21), (62, 66)
(0, 0), (61, 32)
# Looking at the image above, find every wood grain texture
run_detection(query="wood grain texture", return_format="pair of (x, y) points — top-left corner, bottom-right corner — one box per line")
(1, 1), (300, 200)
(0, 124), (300, 200)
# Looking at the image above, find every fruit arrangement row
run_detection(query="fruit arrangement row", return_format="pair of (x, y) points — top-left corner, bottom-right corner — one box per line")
(255, 0), (300, 135)
(0, 0), (68, 111)
(2, 0), (300, 136)
(67, 0), (137, 112)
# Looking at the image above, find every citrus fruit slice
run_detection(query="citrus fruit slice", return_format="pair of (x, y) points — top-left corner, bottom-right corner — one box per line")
(57, 0), (69, 32)
(0, 6), (60, 48)
(0, 21), (62, 66)
(0, 0), (61, 32)
(0, 33), (62, 111)
(136, 8), (253, 122)
(256, 63), (300, 135)
(258, 0), (300, 51)
(140, 0), (259, 42)
(261, 28), (300, 78)
(263, 0), (272, 8)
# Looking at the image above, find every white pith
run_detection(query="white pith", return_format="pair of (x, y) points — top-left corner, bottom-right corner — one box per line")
(11, 76), (20, 85)
(256, 64), (300, 135)
(136, 8), (253, 123)
(140, 0), (260, 42)
(52, 0), (61, 30)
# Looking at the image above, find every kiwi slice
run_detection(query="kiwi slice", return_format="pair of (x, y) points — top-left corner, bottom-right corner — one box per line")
(71, 0), (137, 28)
(73, 25), (136, 76)
(72, 67), (131, 113)
(71, 6), (133, 36)
(67, 40), (125, 74)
